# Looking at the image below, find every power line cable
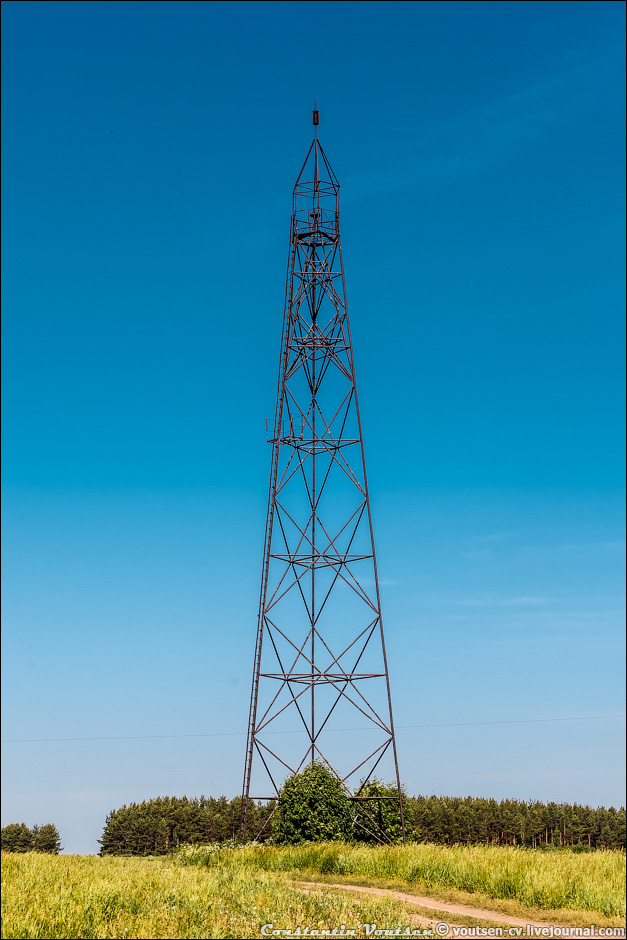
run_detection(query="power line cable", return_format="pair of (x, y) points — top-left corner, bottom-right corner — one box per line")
(1, 715), (624, 744)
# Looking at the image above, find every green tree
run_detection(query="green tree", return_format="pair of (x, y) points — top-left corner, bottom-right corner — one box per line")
(97, 791), (625, 855)
(31, 823), (62, 854)
(353, 778), (411, 844)
(1, 823), (32, 853)
(99, 805), (135, 856)
(272, 762), (353, 845)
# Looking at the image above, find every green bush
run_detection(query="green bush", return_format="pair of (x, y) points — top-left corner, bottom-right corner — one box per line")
(271, 762), (353, 845)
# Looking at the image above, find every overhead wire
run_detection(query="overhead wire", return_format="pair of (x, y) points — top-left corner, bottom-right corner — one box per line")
(1, 715), (624, 744)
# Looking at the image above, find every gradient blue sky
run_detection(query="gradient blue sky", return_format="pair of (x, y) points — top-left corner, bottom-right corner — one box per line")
(2, 0), (625, 855)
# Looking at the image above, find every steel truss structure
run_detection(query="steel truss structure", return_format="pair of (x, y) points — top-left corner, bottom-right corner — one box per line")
(241, 110), (404, 843)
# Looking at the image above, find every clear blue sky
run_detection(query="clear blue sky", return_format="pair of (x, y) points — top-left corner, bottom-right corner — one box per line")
(1, 0), (625, 855)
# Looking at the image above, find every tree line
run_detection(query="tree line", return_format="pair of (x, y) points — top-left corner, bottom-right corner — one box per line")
(1, 823), (62, 854)
(410, 795), (625, 849)
(99, 787), (626, 855)
(99, 795), (273, 855)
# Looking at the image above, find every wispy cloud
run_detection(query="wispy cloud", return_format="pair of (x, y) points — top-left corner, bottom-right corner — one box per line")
(521, 540), (626, 556)
(461, 531), (527, 559)
(465, 531), (526, 545)
(453, 594), (556, 608)
(345, 42), (623, 203)
(460, 534), (625, 562)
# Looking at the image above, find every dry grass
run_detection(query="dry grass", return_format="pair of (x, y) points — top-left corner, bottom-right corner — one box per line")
(185, 842), (626, 920)
(0, 851), (412, 939)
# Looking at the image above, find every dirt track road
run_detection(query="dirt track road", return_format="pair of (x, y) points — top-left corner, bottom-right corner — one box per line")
(296, 881), (579, 930)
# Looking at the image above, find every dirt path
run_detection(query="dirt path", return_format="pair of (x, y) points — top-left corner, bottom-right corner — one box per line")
(295, 881), (577, 930)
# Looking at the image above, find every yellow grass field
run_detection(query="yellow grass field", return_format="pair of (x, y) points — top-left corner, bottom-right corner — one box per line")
(2, 845), (625, 940)
(219, 842), (626, 917)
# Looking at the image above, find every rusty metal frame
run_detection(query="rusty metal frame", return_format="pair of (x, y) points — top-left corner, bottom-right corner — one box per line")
(241, 112), (405, 844)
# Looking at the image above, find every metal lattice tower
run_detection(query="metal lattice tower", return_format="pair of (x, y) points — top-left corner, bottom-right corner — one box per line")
(241, 108), (404, 843)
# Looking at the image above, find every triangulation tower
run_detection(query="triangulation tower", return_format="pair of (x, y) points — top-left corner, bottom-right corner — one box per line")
(241, 108), (404, 843)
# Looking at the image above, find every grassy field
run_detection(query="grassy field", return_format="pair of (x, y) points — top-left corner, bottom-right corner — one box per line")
(204, 842), (626, 918)
(2, 845), (625, 939)
(2, 853), (420, 940)
(0, 852), (420, 940)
